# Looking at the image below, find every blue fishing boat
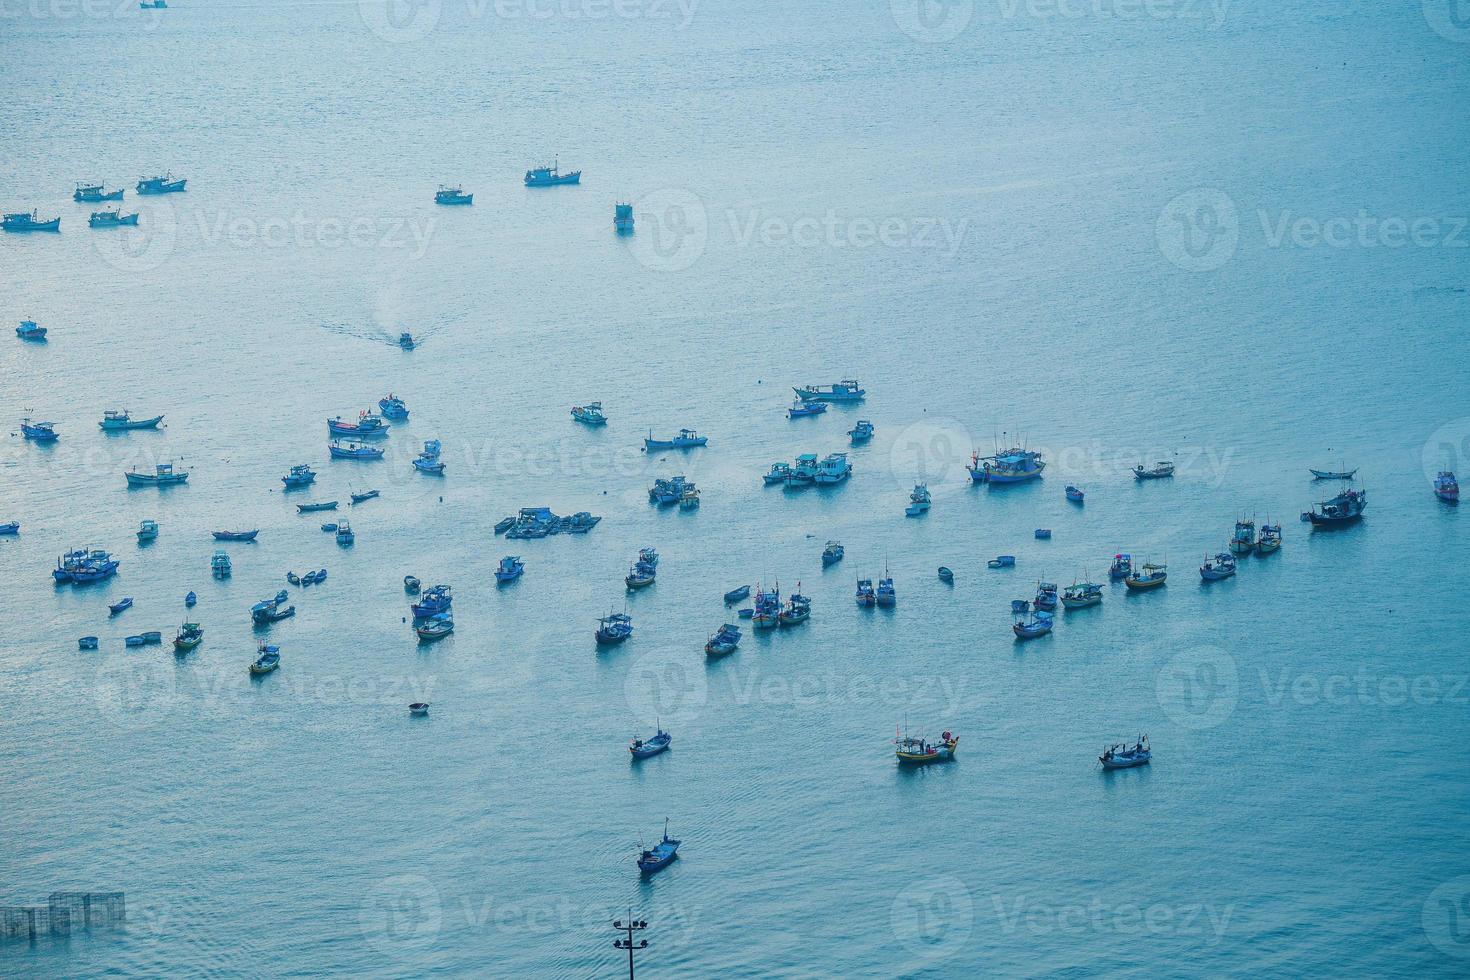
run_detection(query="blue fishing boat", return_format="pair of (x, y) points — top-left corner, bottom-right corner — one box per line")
(876, 570), (896, 607)
(137, 519), (158, 541)
(329, 441), (385, 460)
(413, 439), (445, 474)
(211, 550), (231, 578)
(79, 636), (99, 650)
(16, 320), (46, 340)
(637, 820), (680, 874)
(895, 730), (959, 764)
(848, 419), (874, 443)
(1200, 553), (1236, 581)
(335, 521), (354, 546)
(969, 446), (1045, 484)
(524, 160), (581, 186)
(328, 412), (388, 438)
(648, 476), (689, 504)
(938, 566), (954, 583)
(1065, 485), (1084, 502)
(315, 568), (328, 582)
(785, 454), (819, 487)
(136, 174), (186, 194)
(1099, 736), (1151, 770)
(212, 530), (258, 542)
(434, 185), (472, 205)
(0, 522), (19, 535)
(318, 524), (336, 534)
(378, 395), (409, 419)
(793, 380), (865, 402)
(1303, 488), (1366, 527)
(108, 597), (133, 615)
(855, 577), (876, 607)
(125, 635), (146, 647)
(409, 702), (429, 716)
(644, 429), (707, 451)
(494, 517), (515, 534)
(250, 644), (281, 675)
(596, 611), (633, 645)
(724, 584), (750, 604)
(20, 417), (58, 441)
(905, 484), (930, 516)
(495, 556), (524, 583)
(1256, 524), (1282, 555)
(185, 590), (197, 606)
(99, 410), (163, 431)
(404, 575), (421, 593)
(125, 462), (188, 487)
(1133, 461), (1175, 480)
(1013, 609), (1053, 639)
(614, 202), (634, 233)
(1034, 581), (1058, 612)
(351, 489), (380, 504)
(763, 462), (791, 486)
(751, 584), (781, 628)
(778, 589), (811, 626)
(1229, 519), (1256, 555)
(625, 559), (657, 590)
(399, 332), (416, 350)
(822, 541), (844, 566)
(814, 453), (852, 484)
(251, 593), (295, 623)
(704, 623), (741, 657)
(629, 728), (671, 759)
(296, 501), (338, 513)
(2, 211), (60, 232)
(1108, 554), (1132, 580)
(74, 183), (124, 203)
(787, 399), (828, 419)
(1435, 471), (1459, 503)
(571, 402), (607, 425)
(89, 210), (139, 228)
(282, 464), (316, 488)
(411, 585), (452, 619)
(680, 486), (700, 509)
(988, 555), (1016, 569)
(140, 1), (167, 9)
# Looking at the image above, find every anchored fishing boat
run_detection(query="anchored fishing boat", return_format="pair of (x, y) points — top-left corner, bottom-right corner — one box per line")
(1061, 581), (1103, 609)
(854, 577), (876, 607)
(136, 174), (186, 194)
(250, 644), (281, 675)
(784, 454), (819, 488)
(822, 541), (844, 566)
(434, 185), (472, 205)
(876, 571), (896, 608)
(16, 320), (46, 340)
(614, 202), (634, 233)
(778, 589), (811, 626)
(787, 399), (828, 419)
(136, 519), (158, 541)
(21, 417), (59, 441)
(1099, 736), (1151, 770)
(281, 463), (316, 488)
(99, 410), (163, 431)
(211, 551), (231, 578)
(108, 597), (133, 615)
(637, 819), (679, 874)
(1013, 608), (1053, 639)
(1034, 581), (1058, 612)
(595, 612), (633, 645)
(1065, 485), (1085, 502)
(351, 489), (380, 504)
(1108, 554), (1133, 580)
(752, 585), (781, 628)
(571, 402), (607, 425)
(894, 729), (958, 764)
(625, 559), (656, 590)
(524, 160), (581, 186)
(412, 585), (452, 618)
(173, 622), (203, 652)
(2, 211), (60, 232)
(125, 462), (189, 487)
(1435, 471), (1459, 503)
(251, 592), (295, 624)
(647, 476), (688, 505)
(88, 210), (139, 228)
(328, 412), (388, 438)
(969, 447), (1045, 484)
(416, 613), (454, 641)
(987, 555), (1015, 569)
(1133, 461), (1175, 480)
(724, 584), (750, 604)
(1256, 523), (1282, 555)
(1303, 488), (1366, 527)
(378, 395), (409, 419)
(1125, 562), (1168, 590)
(704, 623), (741, 657)
(335, 522), (354, 546)
(329, 441), (385, 460)
(629, 728), (671, 759)
(495, 556), (524, 583)
(1229, 519), (1256, 555)
(793, 380), (865, 402)
(814, 453), (852, 484)
(848, 419), (874, 443)
(414, 440), (446, 474)
(212, 530), (258, 541)
(1200, 553), (1236, 580)
(905, 484), (930, 516)
(296, 501), (338, 513)
(74, 183), (124, 202)
(644, 429), (707, 451)
(679, 486), (700, 509)
(763, 462), (791, 486)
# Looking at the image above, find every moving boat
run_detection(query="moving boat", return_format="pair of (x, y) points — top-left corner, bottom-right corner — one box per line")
(1303, 488), (1366, 526)
(785, 454), (819, 488)
(399, 332), (416, 350)
(894, 730), (959, 764)
(1435, 471), (1459, 503)
(416, 613), (454, 641)
(821, 541), (844, 566)
(16, 320), (46, 340)
(329, 441), (385, 460)
(905, 484), (930, 516)
(854, 577), (876, 607)
(778, 589), (811, 626)
(351, 489), (380, 504)
(495, 556), (524, 583)
(99, 410), (163, 431)
(524, 160), (581, 186)
(89, 210), (139, 228)
(595, 612), (633, 645)
(412, 585), (453, 619)
(644, 429), (707, 451)
(136, 174), (186, 194)
(787, 399), (828, 419)
(1125, 562), (1168, 590)
(763, 462), (791, 486)
(211, 550), (231, 578)
(571, 402), (607, 425)
(637, 820), (679, 874)
(328, 412), (389, 438)
(1256, 523), (1282, 555)
(74, 183), (123, 202)
(793, 380), (865, 402)
(752, 585), (781, 628)
(969, 447), (1045, 484)
(137, 519), (158, 541)
(434, 185), (472, 205)
(21, 417), (59, 441)
(108, 597), (133, 615)
(1229, 519), (1256, 555)
(1061, 581), (1103, 609)
(1065, 485), (1085, 502)
(814, 453), (852, 484)
(2, 211), (60, 232)
(1133, 461), (1175, 480)
(848, 419), (874, 443)
(212, 530), (258, 541)
(1199, 553), (1236, 580)
(987, 555), (1016, 569)
(704, 623), (741, 657)
(876, 571), (896, 607)
(1099, 736), (1151, 770)
(297, 501), (338, 513)
(281, 464), (316, 488)
(377, 395), (409, 419)
(250, 644), (281, 675)
(173, 622), (203, 652)
(336, 521), (354, 545)
(1108, 554), (1133, 580)
(125, 462), (189, 487)
(1012, 609), (1053, 639)
(938, 566), (954, 583)
(724, 584), (751, 604)
(629, 728), (672, 759)
(614, 202), (634, 233)
(53, 549), (121, 584)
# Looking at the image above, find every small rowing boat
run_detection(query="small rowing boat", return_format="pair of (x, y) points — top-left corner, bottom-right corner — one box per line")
(296, 501), (338, 513)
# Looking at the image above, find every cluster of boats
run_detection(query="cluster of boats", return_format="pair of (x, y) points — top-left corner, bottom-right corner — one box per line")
(409, 585), (454, 641)
(763, 452), (852, 487)
(54, 549), (120, 584)
(250, 590), (296, 624)
(495, 507), (601, 538)
(433, 162), (581, 205)
(648, 475), (700, 508)
(4, 177), (185, 234)
(854, 571), (896, 609)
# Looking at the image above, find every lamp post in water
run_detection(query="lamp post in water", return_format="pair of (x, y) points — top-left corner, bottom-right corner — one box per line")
(612, 912), (649, 979)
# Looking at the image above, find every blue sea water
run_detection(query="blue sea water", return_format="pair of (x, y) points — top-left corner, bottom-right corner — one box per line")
(3, 0), (1470, 975)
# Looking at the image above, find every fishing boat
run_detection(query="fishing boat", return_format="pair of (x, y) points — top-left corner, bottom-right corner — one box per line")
(137, 519), (158, 541)
(0, 522), (18, 535)
(1012, 609), (1053, 639)
(969, 447), (1045, 484)
(752, 585), (782, 628)
(399, 332), (416, 350)
(629, 728), (672, 759)
(125, 635), (146, 647)
(210, 551), (231, 578)
(88, 210), (140, 228)
(524, 160), (581, 186)
(637, 820), (679, 874)
(53, 549), (120, 584)
(21, 417), (59, 441)
(99, 410), (163, 431)
(595, 612), (633, 645)
(281, 464), (316, 488)
(822, 541), (844, 566)
(614, 202), (634, 233)
(335, 522), (354, 546)
(1303, 488), (1366, 526)
(848, 419), (874, 443)
(1256, 523), (1282, 555)
(319, 524), (337, 534)
(415, 613), (454, 641)
(108, 597), (133, 615)
(315, 568), (328, 582)
(297, 501), (338, 513)
(495, 556), (524, 583)
(679, 486), (700, 509)
(2, 211), (60, 232)
(378, 395), (409, 419)
(302, 569), (320, 584)
(644, 429), (707, 451)
(1108, 554), (1133, 580)
(351, 489), (380, 504)
(938, 566), (953, 583)
(1309, 466), (1356, 480)
(1061, 581), (1103, 609)
(412, 585), (452, 618)
(1199, 553), (1236, 580)
(251, 597), (296, 623)
(79, 636), (99, 650)
(779, 589), (811, 626)
(74, 183), (123, 203)
(814, 453), (852, 484)
(15, 320), (46, 340)
(1099, 736), (1151, 770)
(125, 462), (189, 487)
(327, 412), (388, 438)
(1435, 471), (1459, 503)
(1034, 581), (1058, 612)
(787, 399), (828, 419)
(212, 530), (258, 541)
(1035, 528), (1052, 540)
(763, 462), (791, 486)
(793, 380), (865, 402)
(785, 454), (819, 487)
(854, 577), (876, 607)
(724, 584), (750, 604)
(876, 571), (896, 607)
(625, 560), (656, 590)
(413, 445), (446, 474)
(638, 547), (658, 567)
(185, 591), (197, 606)
(287, 571), (301, 586)
(1065, 485), (1085, 502)
(403, 575), (421, 593)
(409, 702), (430, 716)
(987, 555), (1016, 569)
(250, 644), (281, 675)
(434, 185), (473, 205)
(1125, 562), (1168, 590)
(494, 517), (515, 534)
(1133, 461), (1175, 480)
(648, 476), (689, 505)
(571, 402), (607, 425)
(329, 441), (385, 460)
(1229, 519), (1256, 555)
(136, 174), (186, 194)
(894, 730), (959, 764)
(905, 484), (930, 516)
(704, 623), (741, 657)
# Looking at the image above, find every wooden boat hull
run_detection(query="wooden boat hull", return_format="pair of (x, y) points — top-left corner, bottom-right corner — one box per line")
(212, 531), (259, 541)
(297, 502), (338, 513)
(126, 473), (188, 486)
(1124, 577), (1167, 590)
(1310, 469), (1356, 480)
(1100, 754), (1150, 769)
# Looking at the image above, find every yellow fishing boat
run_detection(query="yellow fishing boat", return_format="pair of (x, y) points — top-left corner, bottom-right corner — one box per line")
(894, 730), (959, 764)
(1124, 562), (1168, 590)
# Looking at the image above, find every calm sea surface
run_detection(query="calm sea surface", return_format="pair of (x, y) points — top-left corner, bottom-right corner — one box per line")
(3, 0), (1469, 975)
